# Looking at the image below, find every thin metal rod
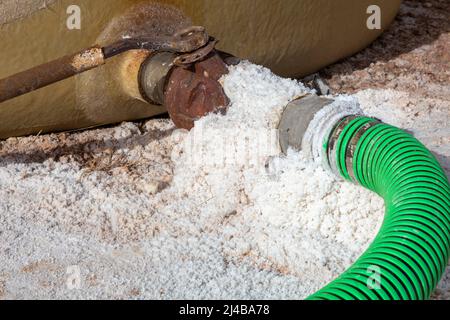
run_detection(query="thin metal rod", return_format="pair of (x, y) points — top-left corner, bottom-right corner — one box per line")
(102, 26), (209, 59)
(0, 47), (105, 103)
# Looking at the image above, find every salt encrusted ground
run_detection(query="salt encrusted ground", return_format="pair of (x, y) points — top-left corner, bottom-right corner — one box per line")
(0, 0), (448, 300)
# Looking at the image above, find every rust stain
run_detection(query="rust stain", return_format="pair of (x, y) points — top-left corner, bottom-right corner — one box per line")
(21, 260), (57, 274)
(86, 274), (99, 287)
(129, 288), (141, 296)
(71, 47), (105, 72)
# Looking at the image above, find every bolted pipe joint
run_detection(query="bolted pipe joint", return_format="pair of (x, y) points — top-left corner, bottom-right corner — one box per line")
(138, 51), (230, 130)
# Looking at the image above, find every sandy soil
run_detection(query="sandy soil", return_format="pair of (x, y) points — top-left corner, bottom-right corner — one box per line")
(0, 0), (449, 300)
(322, 0), (449, 100)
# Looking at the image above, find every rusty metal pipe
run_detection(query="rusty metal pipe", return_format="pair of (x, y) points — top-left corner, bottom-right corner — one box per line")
(0, 26), (209, 104)
(0, 47), (105, 103)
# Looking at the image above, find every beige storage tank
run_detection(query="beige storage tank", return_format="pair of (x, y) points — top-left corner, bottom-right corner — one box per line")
(0, 0), (402, 138)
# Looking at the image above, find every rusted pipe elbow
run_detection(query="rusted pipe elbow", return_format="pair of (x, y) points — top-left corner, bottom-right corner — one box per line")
(138, 51), (231, 130)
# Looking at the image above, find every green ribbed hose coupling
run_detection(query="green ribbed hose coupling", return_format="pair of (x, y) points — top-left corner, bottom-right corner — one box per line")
(308, 116), (450, 300)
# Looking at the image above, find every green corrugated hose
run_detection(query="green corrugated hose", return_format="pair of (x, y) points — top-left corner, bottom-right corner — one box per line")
(308, 116), (450, 300)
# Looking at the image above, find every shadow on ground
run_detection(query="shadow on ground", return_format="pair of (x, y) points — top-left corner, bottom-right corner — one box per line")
(0, 121), (175, 168)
